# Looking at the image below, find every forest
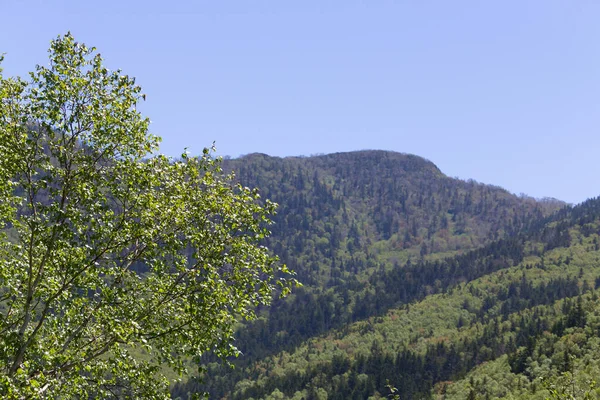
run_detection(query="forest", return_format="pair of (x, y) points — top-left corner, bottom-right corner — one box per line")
(170, 151), (600, 399)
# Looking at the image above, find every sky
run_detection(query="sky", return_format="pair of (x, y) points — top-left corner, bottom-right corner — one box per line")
(2, 1), (599, 204)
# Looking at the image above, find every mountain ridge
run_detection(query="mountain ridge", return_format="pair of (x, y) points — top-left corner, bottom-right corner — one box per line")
(231, 149), (567, 205)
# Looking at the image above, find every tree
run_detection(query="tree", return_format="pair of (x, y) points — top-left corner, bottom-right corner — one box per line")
(0, 33), (294, 398)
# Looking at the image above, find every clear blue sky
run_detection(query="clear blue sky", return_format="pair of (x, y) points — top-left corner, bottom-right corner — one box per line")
(2, 1), (599, 204)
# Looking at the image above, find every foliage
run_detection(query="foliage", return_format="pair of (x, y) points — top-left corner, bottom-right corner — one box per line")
(177, 195), (600, 399)
(0, 34), (293, 398)
(194, 152), (562, 363)
(545, 372), (597, 400)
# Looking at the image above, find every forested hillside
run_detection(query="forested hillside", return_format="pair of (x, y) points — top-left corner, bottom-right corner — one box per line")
(169, 150), (591, 399)
(227, 151), (561, 284)
(205, 196), (600, 399)
(220, 151), (561, 363)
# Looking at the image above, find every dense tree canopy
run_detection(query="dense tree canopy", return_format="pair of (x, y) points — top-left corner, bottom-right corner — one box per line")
(0, 33), (293, 398)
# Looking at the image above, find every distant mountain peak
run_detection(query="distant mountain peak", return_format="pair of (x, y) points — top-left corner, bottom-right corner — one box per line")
(310, 149), (441, 173)
(235, 149), (442, 176)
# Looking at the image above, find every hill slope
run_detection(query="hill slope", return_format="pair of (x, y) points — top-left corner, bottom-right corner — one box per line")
(171, 150), (569, 399)
(229, 150), (560, 279)
(188, 198), (600, 399)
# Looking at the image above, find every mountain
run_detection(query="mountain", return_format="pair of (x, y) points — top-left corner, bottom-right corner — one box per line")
(170, 150), (587, 399)
(216, 197), (600, 400)
(229, 150), (561, 275)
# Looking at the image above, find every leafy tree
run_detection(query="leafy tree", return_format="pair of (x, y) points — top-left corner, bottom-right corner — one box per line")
(0, 33), (293, 398)
(545, 372), (597, 400)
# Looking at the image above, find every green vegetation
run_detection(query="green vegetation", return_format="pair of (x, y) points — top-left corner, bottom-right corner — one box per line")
(178, 196), (600, 399)
(3, 34), (599, 400)
(0, 34), (293, 398)
(219, 152), (562, 363)
(168, 152), (600, 399)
